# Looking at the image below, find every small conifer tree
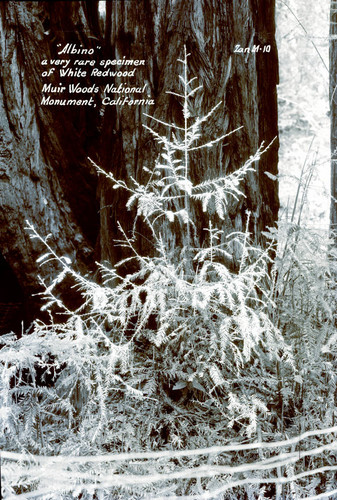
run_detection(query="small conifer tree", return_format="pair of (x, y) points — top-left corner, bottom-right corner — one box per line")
(8, 47), (336, 500)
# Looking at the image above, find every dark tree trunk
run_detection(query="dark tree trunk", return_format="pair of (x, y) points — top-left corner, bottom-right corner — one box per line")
(0, 0), (279, 327)
(330, 0), (337, 234)
(99, 0), (279, 265)
(0, 1), (100, 322)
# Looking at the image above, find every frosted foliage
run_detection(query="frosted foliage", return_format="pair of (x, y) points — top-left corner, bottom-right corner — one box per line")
(1, 44), (337, 499)
(276, 0), (330, 231)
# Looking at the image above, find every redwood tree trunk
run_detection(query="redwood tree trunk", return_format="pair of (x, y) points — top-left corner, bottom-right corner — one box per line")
(0, 0), (279, 326)
(99, 0), (279, 266)
(0, 1), (100, 321)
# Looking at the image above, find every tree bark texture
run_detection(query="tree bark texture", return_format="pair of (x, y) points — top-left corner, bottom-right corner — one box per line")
(0, 0), (279, 325)
(99, 0), (279, 266)
(0, 1), (100, 320)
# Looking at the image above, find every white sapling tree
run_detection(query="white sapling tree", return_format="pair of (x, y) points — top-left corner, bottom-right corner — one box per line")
(6, 48), (337, 499)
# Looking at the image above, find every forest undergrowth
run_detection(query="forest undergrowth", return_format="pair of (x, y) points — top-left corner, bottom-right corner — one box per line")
(1, 48), (337, 499)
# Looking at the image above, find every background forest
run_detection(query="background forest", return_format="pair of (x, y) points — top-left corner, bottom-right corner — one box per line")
(1, 0), (336, 499)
